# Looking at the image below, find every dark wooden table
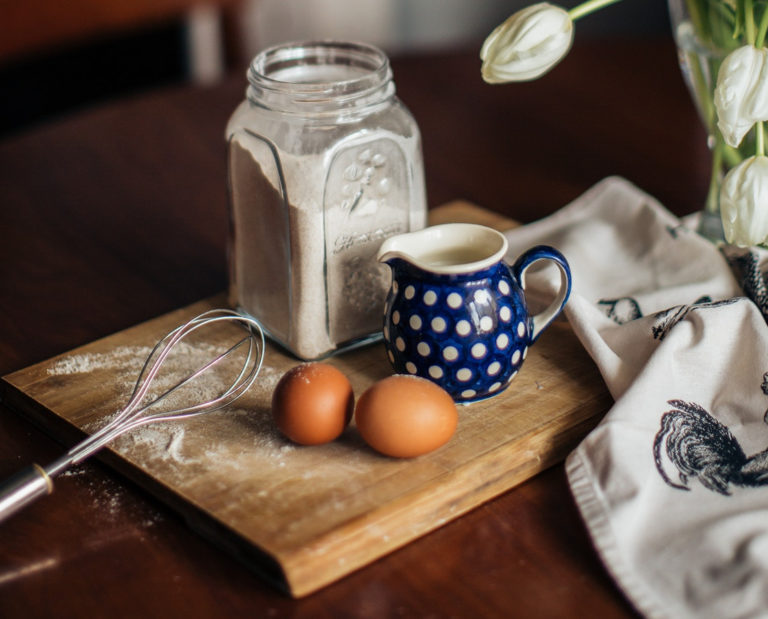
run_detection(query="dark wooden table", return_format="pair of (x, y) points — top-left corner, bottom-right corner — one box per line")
(0, 37), (705, 617)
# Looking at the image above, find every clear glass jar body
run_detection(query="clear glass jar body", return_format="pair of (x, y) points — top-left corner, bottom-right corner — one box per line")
(226, 41), (427, 360)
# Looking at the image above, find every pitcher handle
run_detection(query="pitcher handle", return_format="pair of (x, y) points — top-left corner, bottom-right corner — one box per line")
(511, 245), (572, 342)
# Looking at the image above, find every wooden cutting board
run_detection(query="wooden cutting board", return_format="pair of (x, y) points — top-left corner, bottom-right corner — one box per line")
(0, 201), (612, 597)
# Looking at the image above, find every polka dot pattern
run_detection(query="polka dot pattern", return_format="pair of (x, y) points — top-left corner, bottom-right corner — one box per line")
(382, 260), (532, 403)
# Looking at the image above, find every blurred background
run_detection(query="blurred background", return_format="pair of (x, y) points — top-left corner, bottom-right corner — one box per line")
(0, 0), (670, 137)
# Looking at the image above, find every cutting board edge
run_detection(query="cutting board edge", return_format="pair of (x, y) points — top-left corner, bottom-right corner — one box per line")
(0, 377), (88, 457)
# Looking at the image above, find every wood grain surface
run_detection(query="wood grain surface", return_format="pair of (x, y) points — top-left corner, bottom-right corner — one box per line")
(1, 202), (612, 597)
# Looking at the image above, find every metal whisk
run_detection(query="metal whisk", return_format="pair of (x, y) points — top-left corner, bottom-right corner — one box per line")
(0, 308), (266, 524)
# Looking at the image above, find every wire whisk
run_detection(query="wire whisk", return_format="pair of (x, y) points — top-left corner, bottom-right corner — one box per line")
(0, 308), (265, 524)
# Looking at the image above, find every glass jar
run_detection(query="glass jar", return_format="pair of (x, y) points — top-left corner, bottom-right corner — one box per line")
(226, 41), (427, 360)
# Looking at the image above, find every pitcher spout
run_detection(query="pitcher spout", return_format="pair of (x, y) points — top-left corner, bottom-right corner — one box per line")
(377, 231), (419, 266)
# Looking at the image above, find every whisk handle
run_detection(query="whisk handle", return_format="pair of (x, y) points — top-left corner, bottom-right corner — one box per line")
(0, 464), (54, 524)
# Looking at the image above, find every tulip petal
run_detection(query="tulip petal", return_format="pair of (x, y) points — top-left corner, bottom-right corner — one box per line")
(715, 46), (768, 147)
(720, 155), (768, 246)
(481, 3), (574, 83)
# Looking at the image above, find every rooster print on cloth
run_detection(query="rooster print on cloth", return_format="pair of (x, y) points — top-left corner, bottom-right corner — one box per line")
(650, 249), (768, 496)
(654, 396), (768, 495)
(594, 293), (768, 496)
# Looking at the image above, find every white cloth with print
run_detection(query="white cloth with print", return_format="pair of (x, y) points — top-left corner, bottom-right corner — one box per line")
(503, 176), (768, 619)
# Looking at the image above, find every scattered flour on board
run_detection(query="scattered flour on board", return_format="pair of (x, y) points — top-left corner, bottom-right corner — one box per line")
(48, 342), (227, 382)
(47, 345), (164, 376)
(46, 344), (377, 511)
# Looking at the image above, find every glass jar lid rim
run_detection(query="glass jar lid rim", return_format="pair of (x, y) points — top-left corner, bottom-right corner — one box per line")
(248, 40), (391, 92)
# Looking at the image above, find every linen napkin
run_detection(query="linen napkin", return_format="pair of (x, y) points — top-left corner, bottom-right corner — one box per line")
(503, 176), (768, 619)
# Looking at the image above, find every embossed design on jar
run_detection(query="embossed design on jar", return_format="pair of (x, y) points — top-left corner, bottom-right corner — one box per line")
(325, 138), (412, 346)
(340, 147), (392, 217)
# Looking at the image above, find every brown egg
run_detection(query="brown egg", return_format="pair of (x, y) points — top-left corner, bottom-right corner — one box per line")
(272, 363), (354, 445)
(355, 375), (458, 458)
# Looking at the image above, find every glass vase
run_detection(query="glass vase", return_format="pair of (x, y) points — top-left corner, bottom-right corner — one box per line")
(668, 0), (758, 240)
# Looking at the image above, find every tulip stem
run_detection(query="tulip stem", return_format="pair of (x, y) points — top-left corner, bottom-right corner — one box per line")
(746, 0), (757, 45)
(757, 6), (768, 47)
(705, 140), (724, 216)
(758, 122), (765, 157)
(568, 0), (623, 21)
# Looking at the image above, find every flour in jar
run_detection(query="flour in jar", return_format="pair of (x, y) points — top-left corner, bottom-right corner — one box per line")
(228, 132), (425, 360)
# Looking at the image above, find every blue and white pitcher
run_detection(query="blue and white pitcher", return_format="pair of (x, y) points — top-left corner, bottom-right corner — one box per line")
(377, 223), (571, 403)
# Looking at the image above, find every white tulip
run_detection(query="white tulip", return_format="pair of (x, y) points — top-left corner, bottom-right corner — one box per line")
(720, 155), (768, 246)
(480, 3), (574, 83)
(714, 45), (768, 148)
